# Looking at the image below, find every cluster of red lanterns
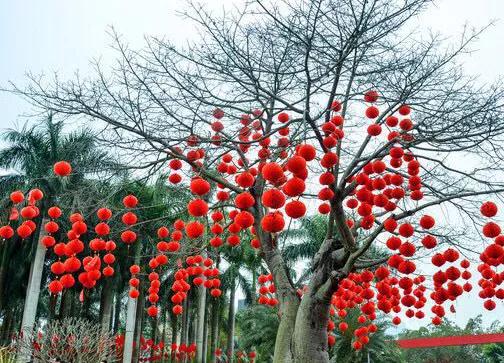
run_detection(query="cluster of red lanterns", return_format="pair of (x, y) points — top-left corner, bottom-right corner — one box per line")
(121, 195), (138, 244)
(365, 91), (413, 142)
(0, 189), (44, 240)
(257, 273), (278, 306)
(478, 202), (504, 310)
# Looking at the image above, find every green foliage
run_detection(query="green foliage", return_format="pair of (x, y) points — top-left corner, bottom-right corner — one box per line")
(236, 304), (279, 363)
(331, 309), (402, 363)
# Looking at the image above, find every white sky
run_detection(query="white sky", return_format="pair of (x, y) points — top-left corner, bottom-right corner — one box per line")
(1, 0), (504, 331)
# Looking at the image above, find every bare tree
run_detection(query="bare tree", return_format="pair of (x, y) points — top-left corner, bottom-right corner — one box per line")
(9, 0), (504, 362)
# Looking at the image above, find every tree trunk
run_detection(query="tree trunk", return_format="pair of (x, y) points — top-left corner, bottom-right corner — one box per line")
(180, 297), (190, 363)
(0, 238), (12, 311)
(292, 292), (330, 363)
(122, 290), (138, 363)
(151, 314), (158, 358)
(113, 290), (122, 333)
(196, 284), (206, 363)
(170, 314), (178, 363)
(59, 288), (74, 319)
(48, 294), (59, 321)
(80, 289), (91, 320)
(18, 217), (48, 362)
(262, 247), (300, 363)
(202, 297), (208, 363)
(1, 309), (13, 345)
(100, 278), (114, 334)
(225, 281), (236, 363)
(209, 297), (219, 363)
(123, 242), (142, 363)
(162, 309), (168, 347)
(133, 287), (145, 363)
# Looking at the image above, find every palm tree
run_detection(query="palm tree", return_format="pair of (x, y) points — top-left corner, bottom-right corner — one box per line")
(0, 115), (118, 358)
(216, 241), (258, 363)
(330, 308), (402, 363)
(236, 304), (279, 363)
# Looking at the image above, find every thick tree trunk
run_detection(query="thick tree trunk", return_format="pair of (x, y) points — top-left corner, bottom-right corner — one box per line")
(293, 293), (330, 363)
(18, 217), (48, 362)
(225, 281), (236, 363)
(196, 284), (206, 363)
(262, 247), (300, 363)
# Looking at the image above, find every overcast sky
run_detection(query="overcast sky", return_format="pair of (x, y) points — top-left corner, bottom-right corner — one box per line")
(1, 0), (504, 330)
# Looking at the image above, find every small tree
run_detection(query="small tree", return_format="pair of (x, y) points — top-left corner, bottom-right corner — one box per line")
(15, 318), (116, 362)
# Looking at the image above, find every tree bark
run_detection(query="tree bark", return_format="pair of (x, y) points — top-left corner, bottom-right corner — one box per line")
(133, 287), (145, 363)
(100, 278), (114, 334)
(123, 242), (142, 363)
(209, 297), (219, 363)
(262, 246), (300, 363)
(1, 309), (13, 345)
(0, 237), (12, 311)
(181, 297), (190, 363)
(202, 297), (208, 363)
(122, 290), (138, 363)
(196, 284), (206, 363)
(170, 314), (178, 363)
(113, 290), (122, 333)
(292, 292), (331, 363)
(225, 280), (236, 363)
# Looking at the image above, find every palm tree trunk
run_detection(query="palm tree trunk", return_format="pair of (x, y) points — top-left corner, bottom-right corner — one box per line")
(170, 314), (178, 363)
(18, 217), (48, 362)
(113, 290), (122, 333)
(151, 314), (158, 358)
(123, 242), (142, 363)
(100, 278), (114, 334)
(196, 284), (207, 363)
(133, 287), (145, 363)
(209, 297), (220, 363)
(226, 281), (236, 363)
(48, 295), (58, 321)
(202, 296), (209, 363)
(0, 238), (12, 311)
(180, 297), (190, 363)
(161, 309), (168, 348)
(122, 289), (138, 363)
(1, 309), (13, 345)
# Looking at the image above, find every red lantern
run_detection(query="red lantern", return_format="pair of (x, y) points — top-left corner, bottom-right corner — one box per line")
(10, 191), (24, 204)
(53, 161), (72, 176)
(123, 194), (138, 208)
